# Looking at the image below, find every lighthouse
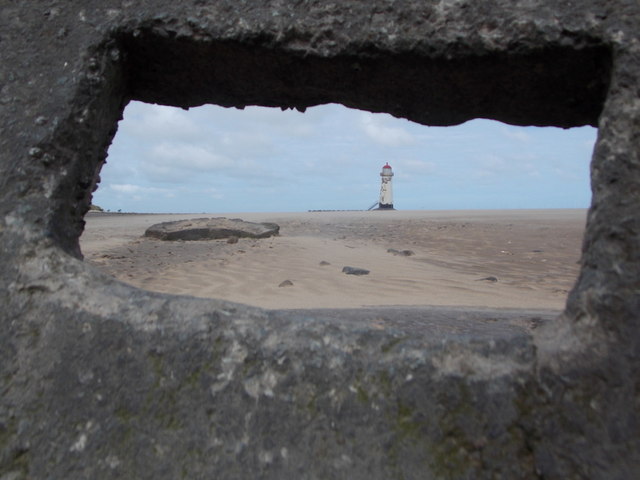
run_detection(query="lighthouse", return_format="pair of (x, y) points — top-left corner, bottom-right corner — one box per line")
(378, 162), (394, 209)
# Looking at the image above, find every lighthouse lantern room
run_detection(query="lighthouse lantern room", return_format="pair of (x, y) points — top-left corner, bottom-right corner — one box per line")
(378, 162), (394, 210)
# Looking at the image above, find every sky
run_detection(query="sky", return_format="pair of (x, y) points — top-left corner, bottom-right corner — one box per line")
(92, 101), (597, 213)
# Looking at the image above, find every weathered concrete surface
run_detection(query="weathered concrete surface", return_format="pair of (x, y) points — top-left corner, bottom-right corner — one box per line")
(144, 217), (280, 241)
(1, 1), (639, 478)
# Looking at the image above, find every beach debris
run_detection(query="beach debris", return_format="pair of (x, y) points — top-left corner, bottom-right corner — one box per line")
(342, 266), (370, 276)
(387, 248), (415, 256)
(227, 236), (239, 244)
(144, 217), (279, 241)
(278, 280), (294, 287)
(319, 260), (331, 266)
(100, 254), (126, 259)
(477, 276), (498, 282)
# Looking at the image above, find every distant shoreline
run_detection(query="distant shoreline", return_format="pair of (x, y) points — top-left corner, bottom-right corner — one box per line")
(87, 207), (588, 216)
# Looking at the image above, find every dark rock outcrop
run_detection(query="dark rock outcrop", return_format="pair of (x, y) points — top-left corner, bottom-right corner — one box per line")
(1, 1), (639, 479)
(144, 217), (279, 241)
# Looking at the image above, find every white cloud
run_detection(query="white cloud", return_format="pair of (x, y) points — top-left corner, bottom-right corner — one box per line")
(400, 159), (437, 174)
(110, 183), (166, 193)
(219, 132), (276, 158)
(125, 102), (201, 141)
(110, 183), (143, 194)
(108, 183), (175, 198)
(360, 113), (415, 147)
(151, 143), (231, 171)
(501, 126), (531, 143)
(205, 188), (224, 199)
(137, 144), (233, 184)
(479, 154), (508, 171)
(551, 166), (585, 181)
(524, 163), (541, 178)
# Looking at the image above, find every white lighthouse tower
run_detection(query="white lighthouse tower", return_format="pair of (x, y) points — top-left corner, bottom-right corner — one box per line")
(378, 162), (394, 209)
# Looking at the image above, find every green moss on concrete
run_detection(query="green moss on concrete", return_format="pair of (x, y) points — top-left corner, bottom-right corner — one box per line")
(28, 326), (40, 345)
(140, 351), (185, 432)
(356, 385), (369, 404)
(148, 352), (164, 385)
(428, 383), (481, 479)
(380, 337), (406, 354)
(241, 355), (259, 375)
(395, 401), (422, 439)
(375, 370), (393, 398)
(306, 393), (319, 418)
(8, 449), (29, 478)
(0, 418), (16, 452)
(380, 379), (490, 479)
(384, 399), (427, 479)
(429, 434), (477, 479)
(115, 406), (134, 423)
(184, 366), (203, 389)
(0, 418), (29, 479)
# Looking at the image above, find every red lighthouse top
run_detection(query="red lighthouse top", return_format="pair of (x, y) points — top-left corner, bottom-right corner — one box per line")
(382, 162), (392, 169)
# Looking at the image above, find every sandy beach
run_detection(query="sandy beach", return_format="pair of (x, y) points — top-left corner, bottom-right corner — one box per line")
(80, 209), (586, 310)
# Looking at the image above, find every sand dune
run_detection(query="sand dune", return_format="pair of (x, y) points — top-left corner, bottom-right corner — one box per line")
(80, 209), (585, 310)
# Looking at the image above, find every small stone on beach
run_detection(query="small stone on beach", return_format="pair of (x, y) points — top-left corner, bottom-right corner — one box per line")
(342, 266), (370, 276)
(387, 248), (415, 256)
(478, 276), (498, 282)
(278, 280), (294, 287)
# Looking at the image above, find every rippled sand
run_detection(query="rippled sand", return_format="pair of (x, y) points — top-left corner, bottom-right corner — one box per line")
(80, 209), (585, 310)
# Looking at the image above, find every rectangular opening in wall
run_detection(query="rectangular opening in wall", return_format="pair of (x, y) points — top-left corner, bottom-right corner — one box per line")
(81, 101), (594, 310)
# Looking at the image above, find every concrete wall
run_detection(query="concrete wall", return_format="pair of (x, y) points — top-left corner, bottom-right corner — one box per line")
(1, 1), (638, 478)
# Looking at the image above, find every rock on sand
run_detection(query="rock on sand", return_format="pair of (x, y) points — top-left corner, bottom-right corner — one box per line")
(342, 266), (370, 276)
(144, 217), (280, 241)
